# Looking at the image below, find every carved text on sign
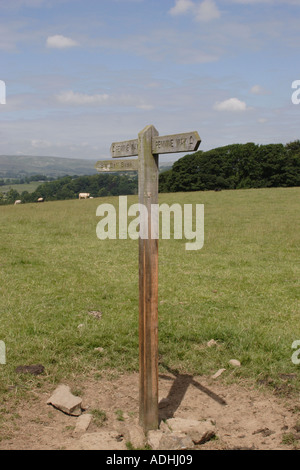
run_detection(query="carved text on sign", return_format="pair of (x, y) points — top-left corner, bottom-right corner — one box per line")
(152, 132), (201, 154)
(95, 159), (138, 172)
(111, 139), (138, 158)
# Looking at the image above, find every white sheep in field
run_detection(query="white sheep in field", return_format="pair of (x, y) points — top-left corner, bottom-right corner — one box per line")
(79, 193), (90, 199)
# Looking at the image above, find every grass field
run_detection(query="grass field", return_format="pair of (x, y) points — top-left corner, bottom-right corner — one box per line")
(0, 187), (299, 397)
(0, 181), (42, 194)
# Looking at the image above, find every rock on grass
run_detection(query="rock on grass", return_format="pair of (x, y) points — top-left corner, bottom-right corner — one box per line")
(47, 384), (82, 416)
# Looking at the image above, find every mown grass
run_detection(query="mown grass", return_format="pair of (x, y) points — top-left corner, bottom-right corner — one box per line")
(0, 187), (299, 397)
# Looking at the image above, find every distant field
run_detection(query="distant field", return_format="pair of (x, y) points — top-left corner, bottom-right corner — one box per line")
(0, 154), (172, 179)
(0, 187), (299, 397)
(0, 154), (97, 178)
(0, 181), (42, 194)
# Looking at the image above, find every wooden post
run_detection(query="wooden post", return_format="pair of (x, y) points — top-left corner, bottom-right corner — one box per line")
(138, 125), (159, 432)
(95, 126), (201, 433)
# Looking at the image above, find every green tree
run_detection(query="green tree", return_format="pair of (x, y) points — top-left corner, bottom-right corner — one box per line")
(159, 142), (300, 193)
(6, 189), (20, 204)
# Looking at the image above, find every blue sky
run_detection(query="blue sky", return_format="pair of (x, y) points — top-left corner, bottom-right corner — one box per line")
(1, 0), (300, 161)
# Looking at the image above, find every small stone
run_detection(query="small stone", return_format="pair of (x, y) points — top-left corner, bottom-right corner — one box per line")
(94, 347), (104, 353)
(73, 413), (92, 434)
(193, 430), (216, 445)
(147, 430), (164, 450)
(166, 417), (215, 445)
(47, 384), (82, 416)
(77, 324), (84, 329)
(212, 368), (226, 379)
(207, 339), (218, 348)
(159, 432), (194, 450)
(127, 424), (146, 449)
(229, 359), (241, 367)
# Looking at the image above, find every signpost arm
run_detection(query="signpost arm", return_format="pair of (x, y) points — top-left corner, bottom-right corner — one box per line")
(138, 125), (159, 432)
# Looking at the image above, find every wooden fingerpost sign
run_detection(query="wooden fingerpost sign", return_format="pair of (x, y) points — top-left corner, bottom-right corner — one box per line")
(95, 125), (201, 432)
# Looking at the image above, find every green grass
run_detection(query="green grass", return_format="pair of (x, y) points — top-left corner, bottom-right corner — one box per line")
(0, 181), (42, 194)
(91, 409), (107, 427)
(0, 187), (299, 396)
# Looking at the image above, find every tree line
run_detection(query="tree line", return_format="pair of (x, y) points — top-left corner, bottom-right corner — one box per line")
(0, 174), (54, 186)
(159, 141), (300, 193)
(1, 141), (299, 205)
(0, 173), (138, 205)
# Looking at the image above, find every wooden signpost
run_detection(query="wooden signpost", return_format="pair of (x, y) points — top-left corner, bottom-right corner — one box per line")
(95, 125), (201, 432)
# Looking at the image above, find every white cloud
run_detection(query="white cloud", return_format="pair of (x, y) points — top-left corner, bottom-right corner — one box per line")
(214, 97), (248, 111)
(55, 90), (154, 110)
(169, 0), (194, 15)
(195, 0), (221, 22)
(56, 90), (109, 105)
(169, 0), (221, 22)
(46, 34), (78, 49)
(250, 84), (268, 95)
(31, 139), (51, 148)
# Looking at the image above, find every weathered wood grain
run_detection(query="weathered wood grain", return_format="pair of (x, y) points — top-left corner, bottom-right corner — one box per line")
(138, 125), (159, 432)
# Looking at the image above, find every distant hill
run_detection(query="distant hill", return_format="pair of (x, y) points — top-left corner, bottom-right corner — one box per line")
(0, 155), (173, 178)
(0, 155), (97, 178)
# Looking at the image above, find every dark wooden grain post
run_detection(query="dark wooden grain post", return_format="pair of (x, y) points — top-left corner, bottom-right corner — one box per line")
(138, 125), (159, 432)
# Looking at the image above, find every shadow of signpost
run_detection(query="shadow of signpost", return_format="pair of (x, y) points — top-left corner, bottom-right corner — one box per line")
(158, 367), (227, 422)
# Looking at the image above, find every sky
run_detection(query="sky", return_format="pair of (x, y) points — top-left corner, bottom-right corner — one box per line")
(1, 0), (300, 162)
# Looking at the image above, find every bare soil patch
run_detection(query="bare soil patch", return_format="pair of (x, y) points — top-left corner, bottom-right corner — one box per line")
(1, 371), (300, 450)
